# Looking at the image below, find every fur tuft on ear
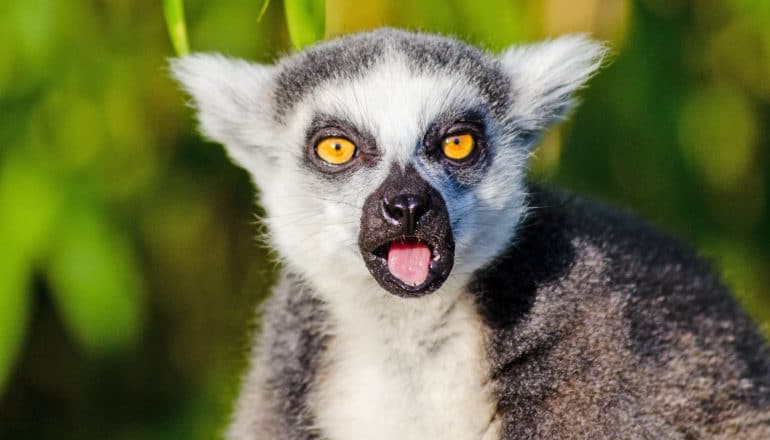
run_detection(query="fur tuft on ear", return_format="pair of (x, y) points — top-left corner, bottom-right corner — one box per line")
(500, 34), (607, 132)
(170, 53), (276, 150)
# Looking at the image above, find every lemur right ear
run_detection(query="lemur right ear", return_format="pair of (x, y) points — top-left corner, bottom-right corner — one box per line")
(171, 54), (277, 174)
(499, 35), (607, 133)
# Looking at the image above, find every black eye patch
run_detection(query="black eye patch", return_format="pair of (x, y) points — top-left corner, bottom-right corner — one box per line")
(303, 114), (380, 178)
(421, 108), (491, 186)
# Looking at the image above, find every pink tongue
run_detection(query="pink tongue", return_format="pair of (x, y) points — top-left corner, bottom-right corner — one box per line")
(387, 241), (431, 287)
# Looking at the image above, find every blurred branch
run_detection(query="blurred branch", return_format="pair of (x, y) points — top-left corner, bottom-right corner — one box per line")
(164, 0), (190, 56)
(257, 0), (271, 23)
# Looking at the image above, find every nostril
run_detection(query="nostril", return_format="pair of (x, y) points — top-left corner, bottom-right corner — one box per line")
(382, 196), (405, 224)
(381, 194), (430, 233)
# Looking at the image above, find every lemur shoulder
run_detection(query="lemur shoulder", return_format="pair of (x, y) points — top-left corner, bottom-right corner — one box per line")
(173, 28), (770, 439)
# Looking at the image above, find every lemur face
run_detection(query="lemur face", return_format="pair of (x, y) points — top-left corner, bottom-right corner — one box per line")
(284, 44), (522, 297)
(173, 29), (604, 299)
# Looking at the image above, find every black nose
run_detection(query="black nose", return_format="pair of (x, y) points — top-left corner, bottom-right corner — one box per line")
(382, 193), (429, 235)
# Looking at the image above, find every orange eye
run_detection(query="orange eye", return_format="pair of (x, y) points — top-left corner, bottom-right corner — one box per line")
(442, 133), (475, 161)
(316, 137), (356, 165)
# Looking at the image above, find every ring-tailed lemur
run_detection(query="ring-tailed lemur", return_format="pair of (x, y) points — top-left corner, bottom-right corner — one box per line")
(172, 28), (770, 439)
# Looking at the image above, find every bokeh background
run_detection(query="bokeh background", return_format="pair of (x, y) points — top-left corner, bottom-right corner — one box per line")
(1, 0), (770, 438)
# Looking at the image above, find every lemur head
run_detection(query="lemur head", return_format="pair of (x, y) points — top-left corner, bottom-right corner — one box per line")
(173, 28), (604, 300)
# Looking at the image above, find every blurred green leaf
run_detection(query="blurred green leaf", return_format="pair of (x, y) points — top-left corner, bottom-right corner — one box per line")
(0, 152), (60, 395)
(0, 254), (30, 396)
(47, 207), (144, 356)
(678, 83), (757, 191)
(9, 0), (58, 75)
(0, 152), (63, 261)
(164, 0), (190, 55)
(284, 0), (325, 49)
(448, 0), (525, 49)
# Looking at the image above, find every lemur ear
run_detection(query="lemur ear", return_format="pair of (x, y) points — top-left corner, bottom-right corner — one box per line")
(499, 34), (607, 132)
(171, 54), (277, 173)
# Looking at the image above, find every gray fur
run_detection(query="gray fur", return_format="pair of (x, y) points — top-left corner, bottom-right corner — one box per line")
(238, 189), (770, 438)
(228, 273), (327, 439)
(472, 188), (770, 438)
(171, 28), (770, 439)
(273, 28), (510, 121)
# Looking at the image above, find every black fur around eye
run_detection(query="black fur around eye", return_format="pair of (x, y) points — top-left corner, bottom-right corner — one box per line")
(304, 114), (379, 175)
(423, 111), (487, 168)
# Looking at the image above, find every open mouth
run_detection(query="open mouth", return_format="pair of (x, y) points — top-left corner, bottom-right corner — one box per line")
(367, 236), (453, 297)
(358, 164), (455, 297)
(375, 238), (433, 287)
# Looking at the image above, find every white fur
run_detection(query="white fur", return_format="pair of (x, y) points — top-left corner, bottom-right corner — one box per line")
(261, 59), (507, 440)
(171, 32), (605, 440)
(500, 34), (607, 130)
(270, 56), (516, 302)
(314, 290), (499, 440)
(170, 54), (280, 189)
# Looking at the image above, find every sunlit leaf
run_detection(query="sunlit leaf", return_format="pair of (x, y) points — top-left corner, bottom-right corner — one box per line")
(447, 0), (524, 49)
(164, 0), (190, 56)
(47, 207), (144, 356)
(8, 0), (58, 74)
(284, 0), (325, 49)
(0, 152), (62, 261)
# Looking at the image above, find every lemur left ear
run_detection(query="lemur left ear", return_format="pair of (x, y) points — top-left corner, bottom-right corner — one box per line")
(499, 34), (607, 132)
(171, 54), (278, 178)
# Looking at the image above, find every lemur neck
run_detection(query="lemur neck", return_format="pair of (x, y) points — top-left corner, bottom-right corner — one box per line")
(322, 279), (478, 356)
(310, 276), (497, 440)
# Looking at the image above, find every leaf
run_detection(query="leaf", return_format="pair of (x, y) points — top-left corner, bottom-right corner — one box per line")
(47, 206), (144, 356)
(0, 152), (62, 261)
(448, 0), (525, 49)
(0, 255), (30, 396)
(284, 0), (325, 49)
(678, 83), (757, 190)
(164, 0), (190, 56)
(0, 152), (62, 395)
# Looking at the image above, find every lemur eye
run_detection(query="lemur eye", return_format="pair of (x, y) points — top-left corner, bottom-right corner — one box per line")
(316, 137), (357, 165)
(441, 133), (475, 161)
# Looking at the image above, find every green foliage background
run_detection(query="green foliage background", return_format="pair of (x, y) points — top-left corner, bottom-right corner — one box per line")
(1, 0), (769, 438)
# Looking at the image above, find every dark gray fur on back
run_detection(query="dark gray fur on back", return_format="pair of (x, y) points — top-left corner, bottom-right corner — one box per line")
(472, 187), (770, 438)
(273, 28), (511, 121)
(248, 187), (770, 439)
